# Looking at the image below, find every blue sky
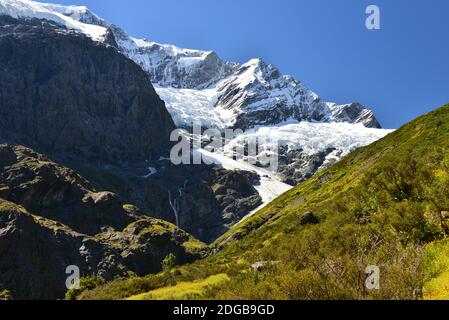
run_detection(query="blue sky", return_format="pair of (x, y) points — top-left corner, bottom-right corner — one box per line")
(54, 0), (449, 129)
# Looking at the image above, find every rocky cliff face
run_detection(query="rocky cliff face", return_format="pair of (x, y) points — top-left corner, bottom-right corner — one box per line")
(0, 16), (175, 163)
(0, 16), (215, 299)
(213, 59), (381, 131)
(0, 144), (134, 235)
(68, 156), (262, 243)
(137, 164), (262, 242)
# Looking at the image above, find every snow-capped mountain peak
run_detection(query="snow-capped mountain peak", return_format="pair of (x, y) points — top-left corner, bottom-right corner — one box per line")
(39, 2), (107, 27)
(0, 0), (107, 40)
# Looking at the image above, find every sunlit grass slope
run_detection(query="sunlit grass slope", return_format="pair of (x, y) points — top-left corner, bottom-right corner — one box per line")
(126, 274), (229, 300)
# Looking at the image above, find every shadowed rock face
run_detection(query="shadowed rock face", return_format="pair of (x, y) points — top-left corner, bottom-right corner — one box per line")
(0, 16), (175, 163)
(0, 198), (205, 299)
(73, 158), (263, 244)
(138, 164), (262, 243)
(0, 145), (207, 300)
(0, 199), (124, 300)
(0, 144), (134, 235)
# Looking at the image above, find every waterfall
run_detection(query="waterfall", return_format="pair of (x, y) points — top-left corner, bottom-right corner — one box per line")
(168, 180), (189, 227)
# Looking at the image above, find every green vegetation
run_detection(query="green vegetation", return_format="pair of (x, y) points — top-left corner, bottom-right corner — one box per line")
(65, 276), (105, 300)
(76, 273), (177, 300)
(162, 253), (177, 271)
(0, 200), (27, 214)
(127, 274), (230, 300)
(422, 239), (449, 299)
(0, 289), (12, 300)
(81, 104), (449, 300)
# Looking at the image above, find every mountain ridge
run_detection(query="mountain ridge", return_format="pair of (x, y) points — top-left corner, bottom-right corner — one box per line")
(0, 0), (382, 130)
(0, 1), (391, 189)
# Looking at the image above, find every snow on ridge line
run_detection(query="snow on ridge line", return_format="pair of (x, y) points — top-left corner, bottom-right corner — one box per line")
(0, 0), (107, 40)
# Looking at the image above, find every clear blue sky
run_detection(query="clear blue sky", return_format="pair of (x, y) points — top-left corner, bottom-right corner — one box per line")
(54, 0), (449, 129)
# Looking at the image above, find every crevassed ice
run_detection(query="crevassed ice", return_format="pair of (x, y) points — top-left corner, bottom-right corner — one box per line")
(223, 121), (394, 159)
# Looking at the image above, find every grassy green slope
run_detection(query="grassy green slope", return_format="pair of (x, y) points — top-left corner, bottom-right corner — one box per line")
(81, 104), (449, 300)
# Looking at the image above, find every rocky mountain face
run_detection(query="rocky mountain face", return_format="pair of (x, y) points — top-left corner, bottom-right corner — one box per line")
(0, 145), (207, 299)
(0, 144), (133, 235)
(0, 0), (390, 175)
(69, 156), (262, 243)
(0, 15), (175, 163)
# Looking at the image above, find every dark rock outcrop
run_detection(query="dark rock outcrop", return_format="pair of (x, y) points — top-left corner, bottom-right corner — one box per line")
(299, 212), (319, 226)
(0, 145), (134, 235)
(0, 145), (206, 299)
(214, 170), (262, 225)
(0, 199), (114, 300)
(276, 146), (338, 185)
